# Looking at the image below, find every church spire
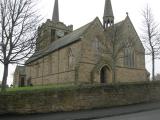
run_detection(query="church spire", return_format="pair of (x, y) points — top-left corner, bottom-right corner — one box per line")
(52, 0), (59, 22)
(103, 0), (114, 28)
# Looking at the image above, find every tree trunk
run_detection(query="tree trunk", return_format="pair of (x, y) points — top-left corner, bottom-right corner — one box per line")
(1, 64), (9, 92)
(152, 52), (155, 81)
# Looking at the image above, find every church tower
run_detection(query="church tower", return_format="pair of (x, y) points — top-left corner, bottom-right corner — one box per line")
(52, 0), (59, 22)
(103, 0), (114, 29)
(36, 0), (73, 51)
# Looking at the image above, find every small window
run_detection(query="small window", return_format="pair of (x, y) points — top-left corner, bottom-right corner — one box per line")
(51, 29), (56, 42)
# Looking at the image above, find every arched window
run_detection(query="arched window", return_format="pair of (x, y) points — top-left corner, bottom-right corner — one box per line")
(92, 37), (99, 53)
(68, 48), (75, 69)
(124, 47), (135, 68)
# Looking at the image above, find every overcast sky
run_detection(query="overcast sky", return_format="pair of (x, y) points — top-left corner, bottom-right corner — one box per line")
(0, 0), (160, 85)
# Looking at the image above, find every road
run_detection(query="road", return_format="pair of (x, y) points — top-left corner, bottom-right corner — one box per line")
(1, 102), (160, 120)
(94, 109), (160, 120)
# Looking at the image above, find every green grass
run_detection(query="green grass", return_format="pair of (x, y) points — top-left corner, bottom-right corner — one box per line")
(2, 81), (158, 94)
(2, 82), (104, 94)
(4, 83), (77, 94)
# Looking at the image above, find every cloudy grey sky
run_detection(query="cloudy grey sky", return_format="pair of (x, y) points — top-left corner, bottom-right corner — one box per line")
(0, 0), (160, 84)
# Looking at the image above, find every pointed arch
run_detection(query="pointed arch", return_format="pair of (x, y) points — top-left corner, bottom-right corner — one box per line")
(68, 48), (75, 69)
(92, 37), (99, 53)
(124, 47), (135, 68)
(100, 65), (111, 84)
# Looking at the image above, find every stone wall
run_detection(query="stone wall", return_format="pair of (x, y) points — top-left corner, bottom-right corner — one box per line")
(1, 81), (160, 114)
(26, 41), (82, 85)
(78, 19), (111, 83)
(116, 67), (148, 82)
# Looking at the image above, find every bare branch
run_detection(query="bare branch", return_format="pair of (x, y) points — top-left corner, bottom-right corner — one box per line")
(0, 0), (40, 91)
(141, 5), (160, 81)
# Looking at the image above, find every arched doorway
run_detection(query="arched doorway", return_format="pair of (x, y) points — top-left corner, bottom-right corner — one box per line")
(100, 66), (109, 83)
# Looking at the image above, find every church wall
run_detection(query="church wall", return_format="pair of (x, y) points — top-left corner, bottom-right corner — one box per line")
(21, 0), (149, 87)
(77, 21), (111, 83)
(115, 52), (124, 67)
(136, 52), (145, 69)
(110, 19), (147, 83)
(116, 67), (147, 83)
(78, 63), (95, 83)
(26, 66), (31, 82)
(114, 50), (146, 83)
(13, 68), (26, 87)
(122, 18), (146, 70)
(116, 50), (145, 70)
(77, 19), (147, 84)
(13, 72), (19, 87)
(26, 41), (82, 86)
(25, 19), (147, 86)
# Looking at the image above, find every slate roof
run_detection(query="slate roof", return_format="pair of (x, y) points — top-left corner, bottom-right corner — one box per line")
(26, 21), (92, 64)
(115, 20), (124, 28)
(105, 19), (124, 35)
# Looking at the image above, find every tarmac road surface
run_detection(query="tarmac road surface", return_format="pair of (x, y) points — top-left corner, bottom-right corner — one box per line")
(94, 109), (160, 120)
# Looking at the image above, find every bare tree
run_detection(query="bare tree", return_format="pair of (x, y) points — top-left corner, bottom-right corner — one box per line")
(0, 0), (39, 91)
(141, 5), (160, 81)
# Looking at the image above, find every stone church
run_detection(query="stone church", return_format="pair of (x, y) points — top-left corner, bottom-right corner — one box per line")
(14, 0), (149, 86)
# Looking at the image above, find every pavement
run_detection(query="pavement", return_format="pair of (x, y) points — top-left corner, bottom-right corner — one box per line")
(1, 102), (160, 120)
(94, 108), (160, 120)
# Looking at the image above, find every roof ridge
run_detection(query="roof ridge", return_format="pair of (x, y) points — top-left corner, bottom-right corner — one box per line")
(26, 20), (94, 64)
(50, 21), (92, 46)
(114, 19), (125, 26)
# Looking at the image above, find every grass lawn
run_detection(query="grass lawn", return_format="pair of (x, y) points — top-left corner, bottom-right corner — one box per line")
(2, 81), (156, 94)
(5, 83), (77, 93)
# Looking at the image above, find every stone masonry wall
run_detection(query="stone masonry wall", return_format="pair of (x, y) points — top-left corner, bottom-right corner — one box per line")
(0, 81), (160, 114)
(116, 67), (147, 83)
(26, 41), (82, 85)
